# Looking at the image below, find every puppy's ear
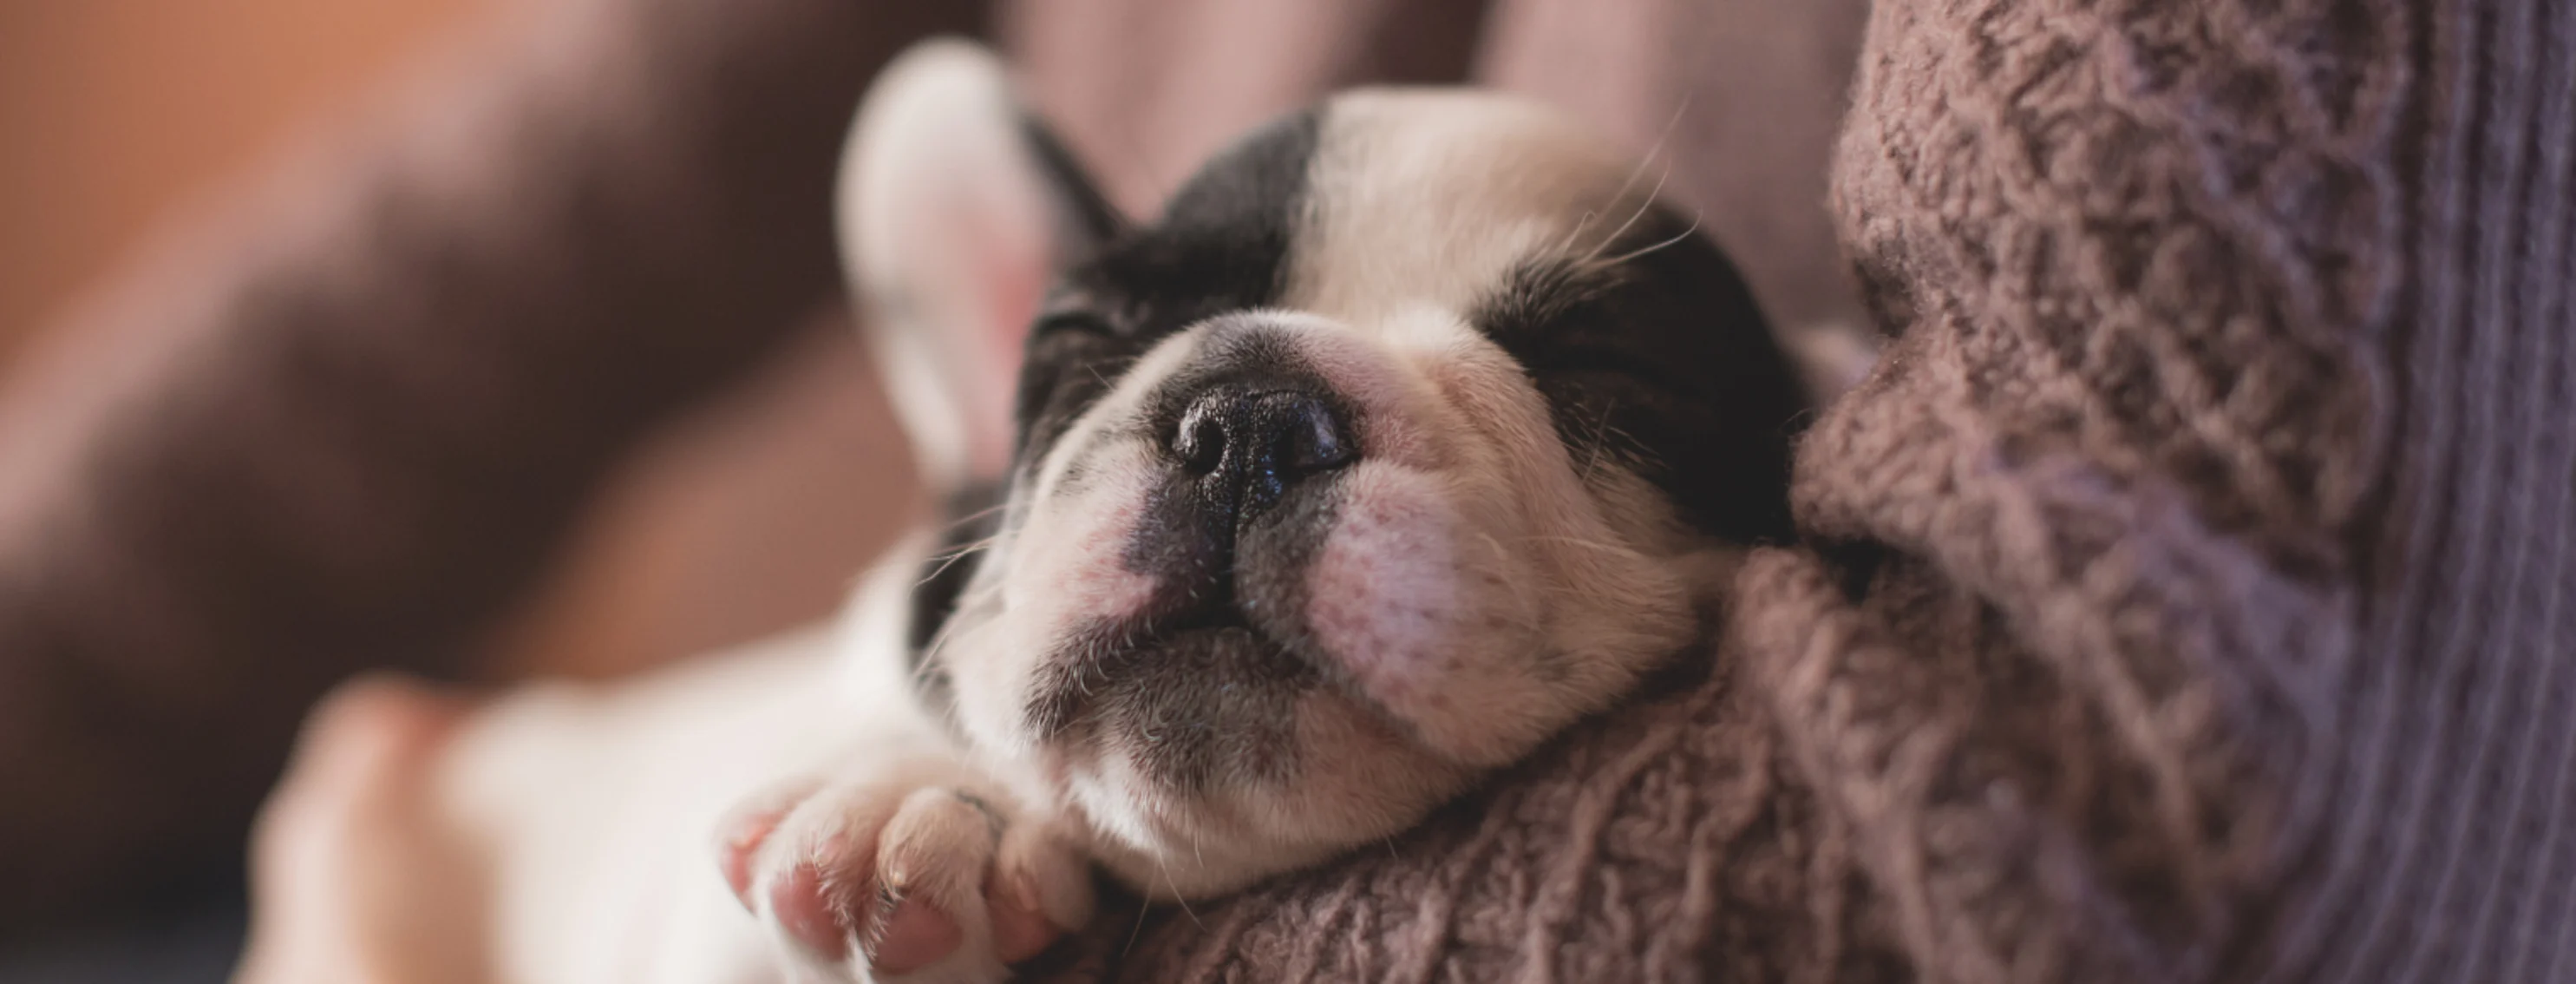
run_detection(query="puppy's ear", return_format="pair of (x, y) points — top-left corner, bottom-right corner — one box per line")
(838, 39), (1121, 492)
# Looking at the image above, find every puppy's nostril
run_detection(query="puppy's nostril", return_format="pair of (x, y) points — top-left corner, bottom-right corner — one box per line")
(1272, 394), (1353, 475)
(1174, 409), (1229, 476)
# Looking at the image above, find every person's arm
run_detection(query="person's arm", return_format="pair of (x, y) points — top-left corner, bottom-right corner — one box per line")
(1747, 0), (2431, 974)
(0, 0), (980, 935)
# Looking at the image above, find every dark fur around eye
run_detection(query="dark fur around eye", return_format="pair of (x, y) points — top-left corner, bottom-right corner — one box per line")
(1031, 308), (1119, 339)
(1012, 331), (1128, 464)
(1472, 210), (1807, 544)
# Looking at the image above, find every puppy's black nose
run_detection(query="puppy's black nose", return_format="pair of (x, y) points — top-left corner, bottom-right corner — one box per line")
(1170, 385), (1355, 515)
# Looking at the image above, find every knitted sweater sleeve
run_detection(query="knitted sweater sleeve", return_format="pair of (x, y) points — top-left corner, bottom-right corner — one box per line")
(1747, 0), (2575, 979)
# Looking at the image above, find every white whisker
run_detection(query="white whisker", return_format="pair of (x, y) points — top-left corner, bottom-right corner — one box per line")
(1591, 208), (1703, 268)
(912, 535), (999, 589)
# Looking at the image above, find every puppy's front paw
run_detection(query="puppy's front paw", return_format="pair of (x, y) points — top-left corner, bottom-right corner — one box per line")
(715, 769), (1094, 983)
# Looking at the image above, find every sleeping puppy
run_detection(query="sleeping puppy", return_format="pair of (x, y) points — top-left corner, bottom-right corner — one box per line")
(427, 38), (1802, 984)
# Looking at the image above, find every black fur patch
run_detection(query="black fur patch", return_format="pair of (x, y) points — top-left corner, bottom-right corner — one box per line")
(1472, 207), (1805, 544)
(1010, 111), (1322, 469)
(907, 482), (1005, 719)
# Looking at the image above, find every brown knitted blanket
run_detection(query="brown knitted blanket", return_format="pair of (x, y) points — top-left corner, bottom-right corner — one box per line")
(4, 0), (2571, 980)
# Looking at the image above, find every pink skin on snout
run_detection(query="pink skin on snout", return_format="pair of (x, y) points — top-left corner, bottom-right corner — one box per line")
(1300, 463), (1561, 765)
(1010, 468), (1162, 624)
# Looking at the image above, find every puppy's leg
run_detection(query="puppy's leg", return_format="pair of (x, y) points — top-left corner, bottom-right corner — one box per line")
(683, 542), (1092, 984)
(713, 669), (1094, 981)
(715, 756), (1093, 983)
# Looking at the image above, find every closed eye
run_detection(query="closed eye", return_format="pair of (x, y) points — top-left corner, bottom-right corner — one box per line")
(1032, 309), (1118, 338)
(1532, 345), (1710, 403)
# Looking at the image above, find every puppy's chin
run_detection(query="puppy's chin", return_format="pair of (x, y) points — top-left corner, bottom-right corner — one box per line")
(991, 600), (1473, 895)
(1042, 665), (1480, 899)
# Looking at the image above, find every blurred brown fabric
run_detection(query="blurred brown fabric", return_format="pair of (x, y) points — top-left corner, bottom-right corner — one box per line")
(0, 0), (983, 930)
(0, 2), (492, 364)
(5, 0), (2573, 981)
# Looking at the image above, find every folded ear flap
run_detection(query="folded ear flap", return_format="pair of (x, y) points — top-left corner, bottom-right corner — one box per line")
(837, 39), (1121, 493)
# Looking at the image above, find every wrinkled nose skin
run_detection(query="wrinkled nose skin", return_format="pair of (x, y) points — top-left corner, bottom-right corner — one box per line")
(1168, 384), (1357, 521)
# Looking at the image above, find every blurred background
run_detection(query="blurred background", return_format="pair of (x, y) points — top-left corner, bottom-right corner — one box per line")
(0, 0), (915, 684)
(0, 16), (413, 976)
(0, 3), (916, 974)
(3, 2), (481, 364)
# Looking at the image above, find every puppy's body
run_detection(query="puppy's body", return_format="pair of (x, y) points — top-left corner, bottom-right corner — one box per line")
(428, 41), (1803, 983)
(436, 562), (927, 983)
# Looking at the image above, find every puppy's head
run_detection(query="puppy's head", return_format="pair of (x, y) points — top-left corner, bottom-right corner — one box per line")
(842, 42), (1802, 897)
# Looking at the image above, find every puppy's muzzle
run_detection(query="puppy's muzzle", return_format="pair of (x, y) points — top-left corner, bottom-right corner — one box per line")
(1022, 340), (1372, 787)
